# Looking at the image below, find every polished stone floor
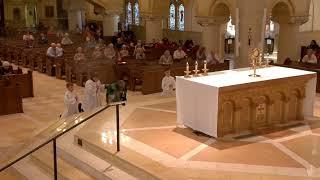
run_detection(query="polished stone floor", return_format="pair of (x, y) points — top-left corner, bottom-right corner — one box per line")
(1, 69), (320, 179)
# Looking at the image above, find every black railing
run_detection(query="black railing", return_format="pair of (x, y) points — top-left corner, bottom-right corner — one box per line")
(0, 103), (123, 180)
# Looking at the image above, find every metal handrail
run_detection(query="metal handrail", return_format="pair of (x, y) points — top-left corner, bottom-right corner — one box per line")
(0, 105), (111, 173)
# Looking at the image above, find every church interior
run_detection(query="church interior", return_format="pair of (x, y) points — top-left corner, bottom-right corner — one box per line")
(1, 0), (320, 179)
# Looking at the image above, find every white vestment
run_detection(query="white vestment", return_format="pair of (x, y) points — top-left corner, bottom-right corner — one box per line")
(61, 90), (79, 118)
(161, 76), (176, 96)
(82, 79), (99, 112)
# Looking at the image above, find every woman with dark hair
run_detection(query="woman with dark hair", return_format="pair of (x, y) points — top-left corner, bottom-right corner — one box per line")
(309, 40), (319, 50)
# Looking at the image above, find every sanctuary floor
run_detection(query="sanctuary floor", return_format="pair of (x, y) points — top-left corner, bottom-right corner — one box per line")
(1, 69), (320, 179)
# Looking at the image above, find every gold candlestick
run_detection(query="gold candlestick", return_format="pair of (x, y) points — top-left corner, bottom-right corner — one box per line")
(202, 60), (209, 76)
(193, 61), (200, 77)
(249, 48), (261, 77)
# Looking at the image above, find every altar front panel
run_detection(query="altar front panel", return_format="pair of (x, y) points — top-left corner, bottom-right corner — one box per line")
(176, 66), (317, 137)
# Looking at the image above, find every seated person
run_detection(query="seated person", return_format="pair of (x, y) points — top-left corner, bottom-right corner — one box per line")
(206, 50), (220, 64)
(159, 50), (173, 65)
(61, 33), (73, 45)
(196, 46), (207, 61)
(161, 69), (175, 96)
(74, 47), (86, 62)
(173, 47), (187, 60)
(47, 43), (58, 58)
(23, 31), (34, 48)
(92, 45), (105, 60)
(56, 43), (64, 57)
(119, 45), (129, 58)
(134, 44), (146, 60)
(302, 48), (317, 64)
(104, 43), (116, 59)
(85, 34), (96, 49)
(115, 37), (124, 50)
(38, 33), (48, 44)
(309, 40), (319, 51)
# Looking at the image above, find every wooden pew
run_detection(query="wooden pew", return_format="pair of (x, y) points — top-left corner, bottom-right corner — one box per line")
(0, 81), (23, 115)
(3, 70), (34, 98)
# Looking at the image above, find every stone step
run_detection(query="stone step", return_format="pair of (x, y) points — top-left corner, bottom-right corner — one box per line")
(74, 135), (160, 180)
(58, 130), (137, 180)
(0, 167), (27, 180)
(13, 157), (51, 180)
(30, 145), (95, 180)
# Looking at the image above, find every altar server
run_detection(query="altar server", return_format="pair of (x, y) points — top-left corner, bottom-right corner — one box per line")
(161, 69), (176, 96)
(82, 74), (100, 111)
(61, 83), (79, 118)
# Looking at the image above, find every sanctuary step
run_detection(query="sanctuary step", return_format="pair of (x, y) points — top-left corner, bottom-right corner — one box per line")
(30, 145), (95, 180)
(74, 135), (160, 180)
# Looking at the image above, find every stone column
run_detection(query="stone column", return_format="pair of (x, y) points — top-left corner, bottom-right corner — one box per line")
(197, 16), (229, 58)
(236, 0), (266, 68)
(276, 16), (308, 63)
(142, 14), (163, 43)
(103, 10), (121, 36)
(67, 0), (85, 31)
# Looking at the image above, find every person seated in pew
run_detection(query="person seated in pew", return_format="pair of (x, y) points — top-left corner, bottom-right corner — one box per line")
(85, 33), (96, 49)
(56, 43), (64, 57)
(47, 43), (58, 58)
(74, 47), (86, 62)
(161, 68), (176, 96)
(61, 33), (74, 45)
(196, 46), (207, 61)
(302, 48), (317, 64)
(119, 45), (129, 58)
(38, 33), (48, 44)
(1, 61), (11, 75)
(159, 50), (173, 65)
(61, 83), (80, 118)
(104, 43), (116, 60)
(23, 31), (34, 48)
(206, 49), (221, 64)
(134, 44), (146, 60)
(173, 47), (187, 61)
(92, 43), (106, 60)
(309, 40), (320, 51)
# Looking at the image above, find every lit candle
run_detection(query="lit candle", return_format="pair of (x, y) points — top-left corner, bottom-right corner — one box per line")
(186, 62), (189, 71)
(204, 60), (207, 70)
(195, 61), (198, 71)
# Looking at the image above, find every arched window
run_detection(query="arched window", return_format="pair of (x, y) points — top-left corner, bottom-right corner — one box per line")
(226, 17), (235, 38)
(178, 4), (184, 31)
(169, 4), (176, 30)
(127, 2), (133, 25)
(169, 0), (185, 31)
(134, 2), (140, 25)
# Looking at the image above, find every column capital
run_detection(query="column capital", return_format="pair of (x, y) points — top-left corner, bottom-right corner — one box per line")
(289, 16), (309, 25)
(195, 16), (229, 27)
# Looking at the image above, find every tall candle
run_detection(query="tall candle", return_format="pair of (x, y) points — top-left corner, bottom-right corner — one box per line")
(204, 60), (207, 69)
(195, 61), (198, 71)
(186, 62), (189, 71)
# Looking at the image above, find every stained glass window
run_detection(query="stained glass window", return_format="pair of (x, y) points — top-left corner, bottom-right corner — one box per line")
(127, 2), (132, 25)
(134, 2), (140, 25)
(178, 4), (185, 31)
(169, 3), (176, 30)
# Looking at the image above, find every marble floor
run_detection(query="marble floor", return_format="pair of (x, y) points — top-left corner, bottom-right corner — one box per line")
(1, 69), (320, 179)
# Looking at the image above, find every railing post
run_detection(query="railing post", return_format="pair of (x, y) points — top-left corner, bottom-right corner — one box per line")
(116, 104), (120, 152)
(53, 139), (58, 180)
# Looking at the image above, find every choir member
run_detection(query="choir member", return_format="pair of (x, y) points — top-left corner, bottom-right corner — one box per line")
(61, 83), (79, 118)
(159, 50), (173, 65)
(161, 69), (176, 96)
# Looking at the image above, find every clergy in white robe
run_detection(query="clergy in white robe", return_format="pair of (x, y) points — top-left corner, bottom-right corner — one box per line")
(161, 69), (176, 96)
(82, 75), (101, 112)
(61, 83), (79, 118)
